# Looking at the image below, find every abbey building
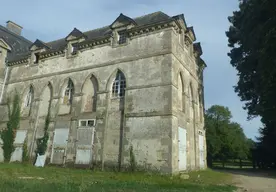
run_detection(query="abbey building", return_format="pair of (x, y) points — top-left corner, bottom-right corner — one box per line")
(0, 11), (206, 173)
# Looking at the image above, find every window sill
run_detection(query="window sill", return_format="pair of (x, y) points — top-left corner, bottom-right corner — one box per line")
(112, 41), (129, 48)
(61, 103), (72, 106)
(111, 96), (124, 101)
(29, 63), (39, 67)
(67, 54), (78, 59)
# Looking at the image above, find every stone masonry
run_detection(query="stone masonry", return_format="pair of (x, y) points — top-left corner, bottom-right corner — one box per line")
(0, 11), (207, 173)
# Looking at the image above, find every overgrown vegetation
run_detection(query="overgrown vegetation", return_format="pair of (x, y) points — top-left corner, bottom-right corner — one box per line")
(0, 164), (236, 192)
(22, 138), (29, 162)
(35, 112), (50, 156)
(129, 145), (136, 172)
(0, 91), (21, 162)
(226, 0), (276, 169)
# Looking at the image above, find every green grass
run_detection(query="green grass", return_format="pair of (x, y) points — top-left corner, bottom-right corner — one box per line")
(0, 163), (236, 192)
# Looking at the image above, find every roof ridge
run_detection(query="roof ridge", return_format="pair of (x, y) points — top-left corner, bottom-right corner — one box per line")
(45, 11), (170, 45)
(0, 25), (32, 44)
(133, 11), (170, 20)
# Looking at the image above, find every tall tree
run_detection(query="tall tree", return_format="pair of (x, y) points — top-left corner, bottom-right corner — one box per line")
(226, 0), (276, 168)
(205, 105), (232, 167)
(205, 105), (250, 167)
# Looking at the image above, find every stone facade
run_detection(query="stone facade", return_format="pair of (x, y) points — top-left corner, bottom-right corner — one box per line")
(0, 11), (207, 173)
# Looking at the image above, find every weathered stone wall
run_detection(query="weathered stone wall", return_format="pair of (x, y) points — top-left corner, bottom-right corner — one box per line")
(170, 28), (206, 172)
(0, 29), (175, 170)
(0, 25), (206, 173)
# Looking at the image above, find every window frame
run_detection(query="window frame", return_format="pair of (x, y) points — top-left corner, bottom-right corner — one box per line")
(33, 53), (40, 64)
(112, 72), (126, 98)
(117, 30), (127, 45)
(63, 80), (74, 105)
(78, 119), (96, 127)
(71, 45), (77, 55)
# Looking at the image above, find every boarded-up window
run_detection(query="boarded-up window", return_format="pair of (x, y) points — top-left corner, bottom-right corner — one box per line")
(24, 86), (34, 107)
(81, 76), (98, 112)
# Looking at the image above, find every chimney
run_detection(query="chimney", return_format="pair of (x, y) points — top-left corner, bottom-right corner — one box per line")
(6, 21), (23, 36)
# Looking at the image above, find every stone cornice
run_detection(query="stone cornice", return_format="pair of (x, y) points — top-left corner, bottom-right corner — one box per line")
(8, 57), (29, 66)
(8, 49), (171, 84)
(128, 20), (174, 37)
(40, 50), (65, 60)
(6, 20), (177, 67)
(78, 37), (111, 50)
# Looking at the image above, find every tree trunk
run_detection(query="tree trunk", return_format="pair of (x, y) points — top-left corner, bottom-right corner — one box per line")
(222, 161), (225, 168)
(239, 159), (242, 169)
(252, 159), (256, 169)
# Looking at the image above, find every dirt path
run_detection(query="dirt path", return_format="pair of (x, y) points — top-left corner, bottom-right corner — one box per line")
(228, 170), (276, 192)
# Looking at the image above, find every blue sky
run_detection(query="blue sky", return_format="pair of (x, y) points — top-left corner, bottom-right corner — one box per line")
(0, 0), (261, 139)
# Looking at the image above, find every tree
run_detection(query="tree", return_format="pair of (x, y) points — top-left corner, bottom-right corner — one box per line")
(229, 122), (249, 168)
(205, 105), (250, 168)
(205, 105), (232, 167)
(226, 0), (276, 168)
(0, 91), (21, 162)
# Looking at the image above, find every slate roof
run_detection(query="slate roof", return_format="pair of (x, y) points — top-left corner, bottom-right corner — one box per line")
(1, 11), (178, 63)
(0, 25), (32, 62)
(65, 28), (87, 41)
(30, 39), (50, 50)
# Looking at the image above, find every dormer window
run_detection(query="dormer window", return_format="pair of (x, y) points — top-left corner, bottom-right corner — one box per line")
(118, 30), (127, 44)
(29, 39), (49, 64)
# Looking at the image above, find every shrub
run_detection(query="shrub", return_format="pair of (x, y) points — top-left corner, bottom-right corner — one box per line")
(0, 91), (21, 162)
(22, 138), (29, 162)
(35, 112), (50, 157)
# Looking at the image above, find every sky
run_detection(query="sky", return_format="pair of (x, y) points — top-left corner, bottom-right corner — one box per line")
(0, 0), (262, 139)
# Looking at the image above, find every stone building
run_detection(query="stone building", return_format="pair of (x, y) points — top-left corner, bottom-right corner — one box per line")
(0, 11), (207, 173)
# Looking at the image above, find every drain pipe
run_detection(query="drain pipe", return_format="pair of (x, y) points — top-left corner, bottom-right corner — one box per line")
(0, 66), (9, 104)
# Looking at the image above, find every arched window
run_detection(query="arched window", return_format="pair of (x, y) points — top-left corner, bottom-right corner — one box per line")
(81, 75), (98, 112)
(63, 79), (74, 105)
(24, 86), (34, 107)
(178, 74), (185, 112)
(188, 83), (193, 119)
(38, 83), (52, 117)
(199, 90), (203, 122)
(112, 71), (126, 97)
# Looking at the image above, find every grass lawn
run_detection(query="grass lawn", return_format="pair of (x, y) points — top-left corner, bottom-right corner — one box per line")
(0, 163), (236, 192)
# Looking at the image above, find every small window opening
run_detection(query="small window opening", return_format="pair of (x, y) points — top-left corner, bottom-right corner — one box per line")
(34, 53), (39, 64)
(118, 30), (127, 44)
(79, 119), (96, 127)
(71, 45), (77, 55)
(80, 120), (87, 127)
(88, 120), (95, 127)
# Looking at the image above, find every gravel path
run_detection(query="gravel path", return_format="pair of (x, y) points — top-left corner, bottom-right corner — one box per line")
(229, 170), (276, 192)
